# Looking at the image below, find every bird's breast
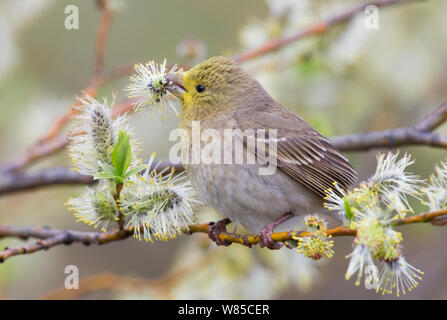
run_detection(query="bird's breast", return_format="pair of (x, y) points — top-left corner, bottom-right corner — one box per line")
(184, 161), (324, 233)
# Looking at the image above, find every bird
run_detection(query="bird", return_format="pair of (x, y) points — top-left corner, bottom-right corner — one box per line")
(165, 56), (357, 249)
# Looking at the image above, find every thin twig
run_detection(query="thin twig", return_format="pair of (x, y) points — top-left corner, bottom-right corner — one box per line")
(393, 209), (447, 226)
(331, 101), (447, 151)
(1, 135), (69, 174)
(94, 0), (113, 77)
(2, 1), (115, 174)
(0, 97), (140, 177)
(0, 160), (183, 195)
(234, 0), (416, 63)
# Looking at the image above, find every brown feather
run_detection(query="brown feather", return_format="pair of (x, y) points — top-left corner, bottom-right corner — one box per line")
(233, 103), (357, 198)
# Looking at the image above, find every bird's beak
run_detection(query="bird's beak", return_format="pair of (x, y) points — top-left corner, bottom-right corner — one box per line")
(165, 73), (187, 101)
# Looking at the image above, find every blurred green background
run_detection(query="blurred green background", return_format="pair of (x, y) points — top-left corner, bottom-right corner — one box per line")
(0, 0), (446, 299)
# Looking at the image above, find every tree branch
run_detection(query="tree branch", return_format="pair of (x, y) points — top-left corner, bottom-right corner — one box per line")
(0, 160), (183, 195)
(1, 208), (445, 263)
(94, 0), (113, 77)
(331, 101), (447, 151)
(1, 1), (115, 174)
(0, 168), (93, 194)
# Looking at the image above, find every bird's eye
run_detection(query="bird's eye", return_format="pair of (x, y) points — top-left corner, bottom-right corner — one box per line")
(196, 84), (206, 93)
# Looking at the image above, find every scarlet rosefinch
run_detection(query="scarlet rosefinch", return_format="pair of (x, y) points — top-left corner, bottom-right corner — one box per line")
(166, 56), (357, 249)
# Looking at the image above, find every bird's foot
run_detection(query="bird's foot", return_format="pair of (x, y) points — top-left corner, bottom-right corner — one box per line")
(258, 225), (283, 250)
(258, 212), (294, 250)
(431, 215), (447, 226)
(208, 218), (232, 246)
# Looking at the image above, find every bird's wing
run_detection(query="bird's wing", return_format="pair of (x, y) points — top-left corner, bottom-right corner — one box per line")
(233, 106), (357, 197)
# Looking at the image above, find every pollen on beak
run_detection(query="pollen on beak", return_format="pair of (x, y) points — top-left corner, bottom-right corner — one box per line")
(165, 73), (187, 100)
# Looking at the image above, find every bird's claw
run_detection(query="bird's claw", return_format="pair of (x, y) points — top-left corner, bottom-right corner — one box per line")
(208, 218), (232, 247)
(430, 215), (447, 226)
(258, 212), (294, 250)
(258, 225), (283, 250)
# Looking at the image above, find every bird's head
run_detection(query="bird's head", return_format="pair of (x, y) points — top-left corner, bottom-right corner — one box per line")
(166, 56), (270, 121)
